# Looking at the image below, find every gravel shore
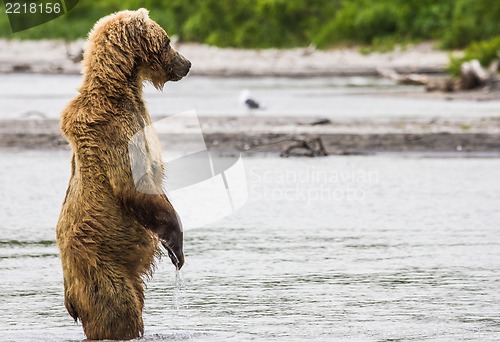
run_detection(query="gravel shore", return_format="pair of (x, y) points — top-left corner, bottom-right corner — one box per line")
(0, 39), (449, 76)
(2, 116), (499, 156)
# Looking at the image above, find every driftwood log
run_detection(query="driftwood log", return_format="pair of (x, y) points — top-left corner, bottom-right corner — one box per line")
(238, 135), (328, 157)
(376, 67), (430, 86)
(377, 59), (498, 92)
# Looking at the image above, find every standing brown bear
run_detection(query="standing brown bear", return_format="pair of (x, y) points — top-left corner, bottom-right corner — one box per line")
(56, 9), (190, 340)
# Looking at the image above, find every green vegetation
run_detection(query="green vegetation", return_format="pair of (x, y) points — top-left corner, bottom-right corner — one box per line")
(0, 0), (340, 44)
(1, 0), (500, 53)
(448, 36), (500, 76)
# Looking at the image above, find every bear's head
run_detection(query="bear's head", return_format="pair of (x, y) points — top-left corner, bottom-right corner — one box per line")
(83, 8), (191, 89)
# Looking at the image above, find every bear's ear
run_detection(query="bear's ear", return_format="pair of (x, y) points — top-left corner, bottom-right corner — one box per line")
(126, 8), (149, 38)
(136, 8), (149, 21)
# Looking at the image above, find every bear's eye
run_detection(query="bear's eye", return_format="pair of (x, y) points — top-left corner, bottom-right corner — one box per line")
(164, 37), (171, 49)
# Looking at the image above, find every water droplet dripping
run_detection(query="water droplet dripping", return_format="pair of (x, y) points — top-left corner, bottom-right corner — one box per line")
(173, 268), (186, 311)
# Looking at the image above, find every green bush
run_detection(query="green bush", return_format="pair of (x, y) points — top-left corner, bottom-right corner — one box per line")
(448, 36), (500, 76)
(442, 0), (500, 48)
(0, 0), (500, 51)
(315, 0), (446, 49)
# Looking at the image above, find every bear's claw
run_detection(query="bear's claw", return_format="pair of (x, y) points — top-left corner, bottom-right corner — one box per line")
(162, 241), (184, 270)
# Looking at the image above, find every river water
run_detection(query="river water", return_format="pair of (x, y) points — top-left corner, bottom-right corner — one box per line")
(2, 74), (500, 119)
(0, 150), (499, 341)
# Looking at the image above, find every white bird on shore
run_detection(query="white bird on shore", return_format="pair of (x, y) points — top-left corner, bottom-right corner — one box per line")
(239, 89), (264, 113)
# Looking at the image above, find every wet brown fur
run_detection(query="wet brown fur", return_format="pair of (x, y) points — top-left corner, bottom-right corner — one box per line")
(56, 9), (190, 340)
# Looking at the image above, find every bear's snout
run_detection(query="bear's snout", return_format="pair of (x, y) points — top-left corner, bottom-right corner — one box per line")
(169, 47), (191, 81)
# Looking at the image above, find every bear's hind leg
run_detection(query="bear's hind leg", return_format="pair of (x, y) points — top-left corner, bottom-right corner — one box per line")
(81, 274), (145, 340)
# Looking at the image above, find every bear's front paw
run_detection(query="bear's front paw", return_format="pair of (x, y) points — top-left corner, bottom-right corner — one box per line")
(161, 240), (184, 270)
